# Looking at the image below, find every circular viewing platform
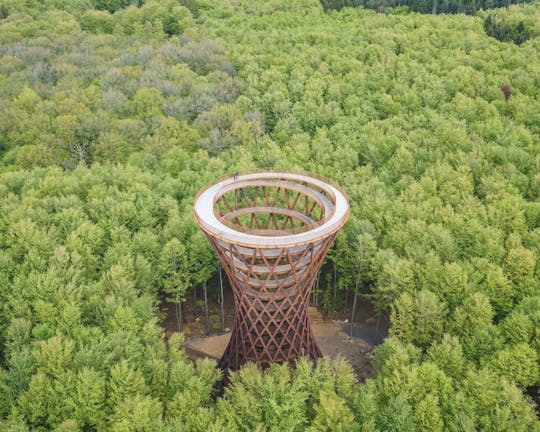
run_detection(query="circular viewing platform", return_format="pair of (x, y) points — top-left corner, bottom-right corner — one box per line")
(194, 172), (349, 248)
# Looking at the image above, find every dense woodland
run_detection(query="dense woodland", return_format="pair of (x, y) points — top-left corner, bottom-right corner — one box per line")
(0, 0), (539, 430)
(320, 0), (537, 15)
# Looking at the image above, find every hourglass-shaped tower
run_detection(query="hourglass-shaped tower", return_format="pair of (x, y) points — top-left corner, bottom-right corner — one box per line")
(194, 172), (349, 371)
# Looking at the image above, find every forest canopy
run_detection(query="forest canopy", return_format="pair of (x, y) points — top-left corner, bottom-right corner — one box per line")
(320, 0), (537, 14)
(0, 0), (539, 430)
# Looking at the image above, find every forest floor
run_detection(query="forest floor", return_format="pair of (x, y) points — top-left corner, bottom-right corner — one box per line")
(160, 277), (389, 381)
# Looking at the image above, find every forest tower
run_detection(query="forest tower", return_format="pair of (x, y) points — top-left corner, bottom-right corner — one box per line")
(194, 172), (349, 371)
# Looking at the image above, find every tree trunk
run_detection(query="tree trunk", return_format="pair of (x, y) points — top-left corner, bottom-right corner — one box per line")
(333, 267), (337, 312)
(219, 264), (225, 330)
(350, 277), (359, 337)
(203, 280), (210, 335)
(314, 271), (320, 307)
(193, 284), (198, 317)
(177, 300), (182, 333)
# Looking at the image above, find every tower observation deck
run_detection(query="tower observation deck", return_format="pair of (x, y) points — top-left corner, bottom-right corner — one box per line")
(194, 172), (349, 371)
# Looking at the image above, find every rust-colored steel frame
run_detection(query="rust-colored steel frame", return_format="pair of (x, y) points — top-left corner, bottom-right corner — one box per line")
(194, 172), (349, 372)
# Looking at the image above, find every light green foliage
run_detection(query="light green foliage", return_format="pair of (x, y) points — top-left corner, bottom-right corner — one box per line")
(503, 246), (537, 299)
(218, 363), (309, 431)
(109, 360), (149, 407)
(470, 258), (515, 317)
(352, 381), (379, 432)
(140, 0), (193, 36)
(33, 336), (74, 377)
(501, 311), (535, 345)
(15, 144), (57, 168)
(53, 419), (79, 432)
(451, 292), (494, 335)
(133, 88), (166, 120)
(159, 238), (191, 304)
(1, 0), (540, 429)
(0, 10), (247, 168)
(390, 290), (447, 348)
(80, 10), (115, 33)
(510, 297), (540, 356)
(109, 395), (163, 432)
(433, 262), (472, 309)
(363, 336), (538, 431)
(377, 396), (417, 432)
(0, 165), (220, 428)
(74, 368), (106, 429)
(372, 336), (422, 376)
(218, 358), (357, 432)
(333, 229), (378, 312)
(373, 252), (416, 313)
(485, 343), (539, 388)
(463, 368), (539, 431)
(309, 390), (355, 432)
(414, 393), (444, 432)
(426, 334), (467, 381)
(450, 293), (506, 362)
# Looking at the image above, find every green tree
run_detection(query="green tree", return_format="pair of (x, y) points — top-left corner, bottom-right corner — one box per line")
(94, 0), (130, 13)
(80, 10), (115, 33)
(109, 395), (163, 431)
(159, 239), (191, 331)
(132, 88), (165, 120)
(109, 360), (149, 408)
(140, 0), (193, 36)
(486, 343), (539, 388)
(414, 393), (444, 432)
(390, 290), (447, 349)
(309, 390), (355, 431)
(373, 252), (416, 314)
(426, 334), (467, 381)
(74, 368), (106, 429)
(377, 396), (417, 432)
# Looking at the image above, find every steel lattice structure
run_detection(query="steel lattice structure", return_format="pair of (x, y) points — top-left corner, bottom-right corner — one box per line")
(194, 172), (349, 371)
